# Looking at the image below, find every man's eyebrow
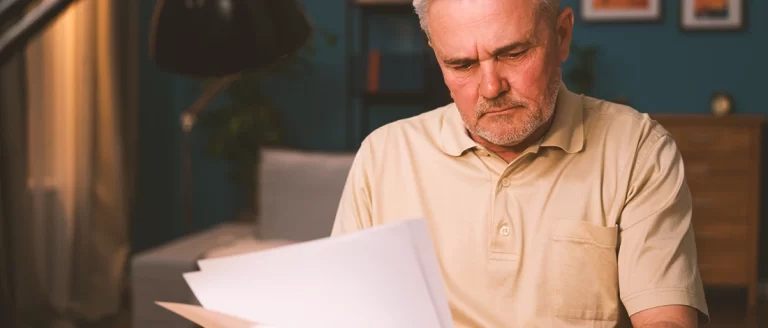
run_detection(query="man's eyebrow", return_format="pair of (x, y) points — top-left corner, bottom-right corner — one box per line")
(442, 56), (475, 66)
(441, 39), (536, 66)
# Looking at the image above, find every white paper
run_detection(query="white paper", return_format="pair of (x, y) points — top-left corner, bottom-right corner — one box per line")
(406, 219), (454, 328)
(156, 218), (455, 328)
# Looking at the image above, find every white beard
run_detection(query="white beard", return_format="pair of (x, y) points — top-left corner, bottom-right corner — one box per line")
(464, 69), (562, 146)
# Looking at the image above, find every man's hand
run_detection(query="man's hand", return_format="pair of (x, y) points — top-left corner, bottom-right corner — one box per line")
(630, 305), (698, 328)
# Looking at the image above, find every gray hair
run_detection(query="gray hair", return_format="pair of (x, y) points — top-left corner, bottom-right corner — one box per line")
(413, 0), (560, 37)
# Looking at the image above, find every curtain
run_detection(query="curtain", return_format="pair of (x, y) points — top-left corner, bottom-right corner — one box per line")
(0, 144), (6, 324)
(1, 41), (31, 328)
(0, 163), (8, 326)
(3, 0), (138, 326)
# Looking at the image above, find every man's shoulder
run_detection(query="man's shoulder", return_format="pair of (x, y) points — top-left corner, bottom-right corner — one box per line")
(362, 103), (457, 148)
(581, 95), (671, 149)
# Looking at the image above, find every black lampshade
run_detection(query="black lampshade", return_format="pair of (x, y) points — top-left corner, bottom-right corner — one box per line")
(149, 0), (312, 78)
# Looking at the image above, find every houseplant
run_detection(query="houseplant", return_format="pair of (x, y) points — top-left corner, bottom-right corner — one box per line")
(566, 44), (599, 96)
(197, 28), (337, 223)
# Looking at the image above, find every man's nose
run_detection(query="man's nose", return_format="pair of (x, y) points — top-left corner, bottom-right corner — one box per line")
(479, 62), (509, 100)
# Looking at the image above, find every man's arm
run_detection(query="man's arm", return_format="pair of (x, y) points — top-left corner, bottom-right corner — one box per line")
(330, 138), (375, 236)
(630, 305), (698, 328)
(617, 132), (709, 326)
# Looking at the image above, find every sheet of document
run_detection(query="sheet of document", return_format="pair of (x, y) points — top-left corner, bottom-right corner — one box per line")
(405, 219), (455, 328)
(159, 218), (455, 328)
(195, 218), (453, 327)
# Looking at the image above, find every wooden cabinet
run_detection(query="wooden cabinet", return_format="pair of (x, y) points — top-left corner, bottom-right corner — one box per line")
(651, 115), (763, 309)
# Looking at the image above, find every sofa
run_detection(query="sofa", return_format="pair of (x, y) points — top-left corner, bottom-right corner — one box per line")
(130, 147), (357, 328)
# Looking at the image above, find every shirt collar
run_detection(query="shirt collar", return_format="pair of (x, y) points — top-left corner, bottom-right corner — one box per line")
(439, 103), (477, 156)
(439, 82), (585, 156)
(538, 82), (585, 154)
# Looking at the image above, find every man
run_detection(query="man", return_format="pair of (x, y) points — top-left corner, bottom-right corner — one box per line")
(331, 0), (709, 327)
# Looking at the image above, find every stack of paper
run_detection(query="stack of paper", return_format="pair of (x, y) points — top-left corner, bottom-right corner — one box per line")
(156, 219), (455, 328)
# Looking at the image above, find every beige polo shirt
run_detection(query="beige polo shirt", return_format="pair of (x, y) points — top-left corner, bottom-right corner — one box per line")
(331, 83), (709, 327)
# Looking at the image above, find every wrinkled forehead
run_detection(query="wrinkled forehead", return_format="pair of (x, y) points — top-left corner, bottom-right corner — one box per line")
(425, 0), (540, 24)
(425, 0), (541, 55)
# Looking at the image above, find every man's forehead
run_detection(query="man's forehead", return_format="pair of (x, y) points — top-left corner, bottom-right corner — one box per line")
(427, 1), (540, 56)
(426, 0), (540, 31)
(415, 0), (541, 13)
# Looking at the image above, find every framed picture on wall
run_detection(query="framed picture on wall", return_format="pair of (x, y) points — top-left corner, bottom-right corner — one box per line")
(681, 0), (745, 31)
(581, 0), (662, 22)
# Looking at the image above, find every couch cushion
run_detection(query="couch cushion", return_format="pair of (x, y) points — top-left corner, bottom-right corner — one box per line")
(257, 147), (355, 241)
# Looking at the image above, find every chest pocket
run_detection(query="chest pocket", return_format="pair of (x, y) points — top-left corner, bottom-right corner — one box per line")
(539, 219), (621, 322)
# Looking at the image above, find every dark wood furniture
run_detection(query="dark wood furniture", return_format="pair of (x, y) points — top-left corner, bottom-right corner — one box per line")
(651, 115), (763, 310)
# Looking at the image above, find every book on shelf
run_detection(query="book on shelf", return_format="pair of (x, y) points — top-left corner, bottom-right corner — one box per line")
(367, 50), (381, 93)
(354, 51), (426, 95)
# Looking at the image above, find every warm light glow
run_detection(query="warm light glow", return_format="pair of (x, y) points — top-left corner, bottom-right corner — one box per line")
(23, 1), (95, 308)
(20, 0), (131, 317)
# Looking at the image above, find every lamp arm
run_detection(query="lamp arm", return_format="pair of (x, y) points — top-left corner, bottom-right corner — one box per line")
(180, 74), (240, 234)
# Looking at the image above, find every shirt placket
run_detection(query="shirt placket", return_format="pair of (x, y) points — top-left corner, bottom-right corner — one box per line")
(474, 148), (520, 261)
(488, 151), (536, 261)
(490, 170), (517, 261)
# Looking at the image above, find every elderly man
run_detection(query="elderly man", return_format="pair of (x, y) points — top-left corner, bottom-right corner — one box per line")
(331, 0), (709, 327)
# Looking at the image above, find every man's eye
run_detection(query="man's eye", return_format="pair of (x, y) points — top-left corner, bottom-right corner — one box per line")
(451, 63), (473, 71)
(455, 64), (472, 70)
(503, 50), (527, 59)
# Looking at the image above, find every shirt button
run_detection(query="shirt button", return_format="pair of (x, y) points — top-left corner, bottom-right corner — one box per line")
(501, 178), (511, 187)
(476, 150), (489, 156)
(500, 225), (510, 236)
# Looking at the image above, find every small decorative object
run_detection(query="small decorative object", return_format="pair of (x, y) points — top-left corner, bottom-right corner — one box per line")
(581, 0), (662, 22)
(710, 91), (734, 116)
(681, 0), (744, 31)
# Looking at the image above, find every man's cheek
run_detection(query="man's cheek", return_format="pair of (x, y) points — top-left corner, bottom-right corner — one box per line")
(445, 75), (478, 99)
(508, 60), (547, 96)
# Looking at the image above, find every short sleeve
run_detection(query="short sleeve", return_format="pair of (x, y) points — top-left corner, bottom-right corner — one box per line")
(330, 138), (375, 236)
(617, 133), (710, 321)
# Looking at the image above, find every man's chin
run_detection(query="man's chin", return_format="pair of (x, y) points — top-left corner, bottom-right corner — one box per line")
(473, 128), (531, 147)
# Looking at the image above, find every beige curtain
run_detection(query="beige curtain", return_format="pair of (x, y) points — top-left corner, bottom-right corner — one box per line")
(16, 0), (137, 325)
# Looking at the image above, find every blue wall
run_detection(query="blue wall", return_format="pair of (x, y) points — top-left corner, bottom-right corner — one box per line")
(134, 0), (768, 260)
(567, 0), (767, 115)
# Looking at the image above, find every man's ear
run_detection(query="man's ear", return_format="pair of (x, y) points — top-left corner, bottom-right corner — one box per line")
(556, 7), (574, 63)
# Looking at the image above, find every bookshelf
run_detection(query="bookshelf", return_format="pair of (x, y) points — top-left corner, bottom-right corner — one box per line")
(344, 0), (451, 148)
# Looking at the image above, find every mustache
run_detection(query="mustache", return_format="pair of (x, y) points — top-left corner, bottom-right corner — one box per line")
(476, 96), (528, 116)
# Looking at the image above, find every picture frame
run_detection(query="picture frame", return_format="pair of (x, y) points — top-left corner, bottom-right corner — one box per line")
(581, 0), (662, 22)
(680, 0), (745, 31)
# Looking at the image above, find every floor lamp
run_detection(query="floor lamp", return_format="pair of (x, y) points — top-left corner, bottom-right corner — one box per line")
(148, 0), (312, 234)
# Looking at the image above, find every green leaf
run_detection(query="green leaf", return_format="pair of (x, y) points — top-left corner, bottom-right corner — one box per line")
(326, 34), (338, 47)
